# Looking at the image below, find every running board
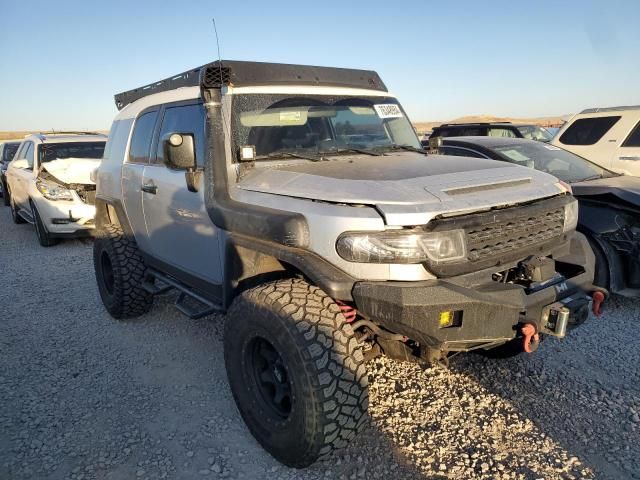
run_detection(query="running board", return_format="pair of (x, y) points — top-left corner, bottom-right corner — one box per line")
(144, 269), (223, 319)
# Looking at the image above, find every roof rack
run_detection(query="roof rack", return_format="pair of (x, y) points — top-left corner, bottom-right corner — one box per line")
(438, 122), (513, 127)
(40, 131), (105, 136)
(114, 60), (387, 110)
(579, 105), (640, 114)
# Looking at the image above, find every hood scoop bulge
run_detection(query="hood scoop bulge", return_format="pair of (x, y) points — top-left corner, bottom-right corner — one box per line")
(441, 178), (532, 196)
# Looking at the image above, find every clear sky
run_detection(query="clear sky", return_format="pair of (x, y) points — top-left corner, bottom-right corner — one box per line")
(1, 0), (639, 130)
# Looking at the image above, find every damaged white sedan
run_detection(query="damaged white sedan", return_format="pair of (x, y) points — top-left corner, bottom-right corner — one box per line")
(5, 133), (106, 246)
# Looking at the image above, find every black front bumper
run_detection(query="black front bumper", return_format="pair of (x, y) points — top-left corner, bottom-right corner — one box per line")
(352, 232), (598, 351)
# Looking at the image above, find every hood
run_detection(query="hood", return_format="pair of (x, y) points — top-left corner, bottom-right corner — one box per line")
(41, 158), (101, 185)
(572, 175), (640, 209)
(237, 152), (564, 225)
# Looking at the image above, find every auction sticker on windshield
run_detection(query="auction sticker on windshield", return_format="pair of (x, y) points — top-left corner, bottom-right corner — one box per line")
(374, 104), (403, 118)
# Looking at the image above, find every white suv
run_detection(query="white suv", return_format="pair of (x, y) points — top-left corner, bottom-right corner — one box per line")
(6, 132), (106, 246)
(552, 106), (640, 176)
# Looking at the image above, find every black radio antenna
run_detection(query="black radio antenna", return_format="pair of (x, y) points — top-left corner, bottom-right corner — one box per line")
(211, 18), (229, 136)
(212, 18), (222, 67)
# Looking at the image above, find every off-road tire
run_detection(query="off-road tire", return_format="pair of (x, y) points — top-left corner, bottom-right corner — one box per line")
(10, 193), (25, 224)
(224, 278), (368, 468)
(93, 223), (153, 319)
(31, 201), (58, 247)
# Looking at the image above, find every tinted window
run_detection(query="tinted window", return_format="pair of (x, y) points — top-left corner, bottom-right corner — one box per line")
(39, 142), (105, 163)
(129, 111), (159, 164)
(2, 143), (20, 162)
(440, 146), (487, 158)
(435, 127), (485, 137)
(559, 116), (621, 145)
(156, 103), (206, 167)
(622, 121), (640, 147)
(459, 127), (485, 136)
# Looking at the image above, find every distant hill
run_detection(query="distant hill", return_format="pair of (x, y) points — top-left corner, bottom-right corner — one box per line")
(413, 115), (568, 133)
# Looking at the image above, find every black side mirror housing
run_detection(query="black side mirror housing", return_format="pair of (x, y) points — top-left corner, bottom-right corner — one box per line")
(162, 133), (196, 170)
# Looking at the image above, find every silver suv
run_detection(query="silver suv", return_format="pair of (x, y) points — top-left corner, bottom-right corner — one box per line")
(93, 60), (602, 467)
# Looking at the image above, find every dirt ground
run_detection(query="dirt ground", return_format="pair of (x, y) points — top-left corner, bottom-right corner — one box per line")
(1, 205), (638, 480)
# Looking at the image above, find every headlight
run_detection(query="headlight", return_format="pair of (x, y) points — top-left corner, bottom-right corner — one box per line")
(563, 198), (579, 233)
(336, 229), (466, 264)
(36, 180), (74, 201)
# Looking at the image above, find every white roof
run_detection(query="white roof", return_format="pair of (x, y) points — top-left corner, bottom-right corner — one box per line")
(24, 133), (107, 145)
(114, 85), (394, 121)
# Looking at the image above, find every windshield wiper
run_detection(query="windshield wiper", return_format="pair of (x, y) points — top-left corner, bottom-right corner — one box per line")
(580, 174), (604, 182)
(257, 151), (324, 162)
(319, 148), (384, 157)
(375, 144), (427, 154)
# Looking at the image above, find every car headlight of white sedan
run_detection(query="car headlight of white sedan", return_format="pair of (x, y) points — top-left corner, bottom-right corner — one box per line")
(36, 179), (74, 201)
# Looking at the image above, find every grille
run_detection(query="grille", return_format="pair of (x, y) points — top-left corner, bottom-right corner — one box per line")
(466, 207), (564, 262)
(427, 196), (570, 276)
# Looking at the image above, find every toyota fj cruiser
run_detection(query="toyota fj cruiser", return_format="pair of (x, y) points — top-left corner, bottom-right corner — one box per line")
(94, 60), (603, 467)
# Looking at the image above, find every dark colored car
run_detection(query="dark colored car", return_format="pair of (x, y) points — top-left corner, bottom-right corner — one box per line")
(0, 141), (21, 206)
(424, 122), (553, 148)
(435, 136), (640, 297)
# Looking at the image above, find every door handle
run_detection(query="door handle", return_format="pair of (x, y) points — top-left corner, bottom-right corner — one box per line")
(619, 156), (640, 161)
(141, 183), (157, 194)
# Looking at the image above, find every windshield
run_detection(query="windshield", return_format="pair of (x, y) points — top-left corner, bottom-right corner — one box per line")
(38, 141), (105, 163)
(493, 142), (614, 183)
(516, 125), (553, 142)
(2, 143), (20, 163)
(231, 94), (421, 160)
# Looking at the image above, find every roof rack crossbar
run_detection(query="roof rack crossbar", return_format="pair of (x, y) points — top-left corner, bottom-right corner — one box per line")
(114, 60), (387, 110)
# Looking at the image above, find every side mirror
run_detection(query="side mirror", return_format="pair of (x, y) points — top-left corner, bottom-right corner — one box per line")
(11, 158), (29, 170)
(162, 133), (196, 170)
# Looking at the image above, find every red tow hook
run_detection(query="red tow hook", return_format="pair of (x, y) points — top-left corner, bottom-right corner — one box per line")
(336, 300), (357, 323)
(592, 291), (605, 317)
(521, 323), (540, 354)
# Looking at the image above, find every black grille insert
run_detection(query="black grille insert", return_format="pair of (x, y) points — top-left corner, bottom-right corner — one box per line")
(427, 195), (571, 277)
(466, 207), (564, 262)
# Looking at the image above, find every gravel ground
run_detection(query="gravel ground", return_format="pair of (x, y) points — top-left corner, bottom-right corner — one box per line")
(1, 205), (639, 480)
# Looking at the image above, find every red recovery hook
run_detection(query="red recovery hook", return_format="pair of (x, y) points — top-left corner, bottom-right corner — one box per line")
(521, 323), (540, 353)
(592, 290), (605, 317)
(336, 300), (357, 323)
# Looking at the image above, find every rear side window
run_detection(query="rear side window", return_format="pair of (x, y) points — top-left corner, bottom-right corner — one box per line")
(622, 121), (640, 147)
(559, 116), (621, 145)
(128, 111), (159, 164)
(2, 143), (19, 162)
(155, 103), (206, 167)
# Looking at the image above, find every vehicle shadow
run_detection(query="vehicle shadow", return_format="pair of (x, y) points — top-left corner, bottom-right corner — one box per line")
(124, 293), (432, 479)
(445, 294), (640, 480)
